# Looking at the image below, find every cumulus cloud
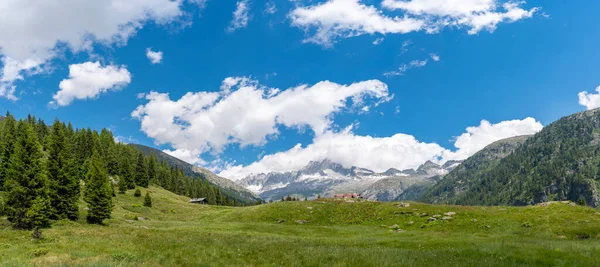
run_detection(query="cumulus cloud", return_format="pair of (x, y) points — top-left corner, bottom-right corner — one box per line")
(290, 0), (539, 46)
(578, 86), (600, 110)
(163, 148), (206, 165)
(289, 0), (424, 46)
(0, 0), (203, 99)
(384, 59), (428, 76)
(228, 0), (252, 31)
(132, 77), (392, 159)
(50, 62), (131, 107)
(430, 53), (440, 61)
(146, 48), (163, 64)
(219, 117), (543, 180)
(442, 117), (543, 160)
(220, 126), (447, 179)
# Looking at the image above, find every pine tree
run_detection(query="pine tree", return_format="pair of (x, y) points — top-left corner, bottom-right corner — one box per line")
(144, 192), (152, 207)
(84, 151), (113, 224)
(47, 119), (80, 220)
(4, 121), (51, 229)
(134, 188), (141, 197)
(134, 152), (149, 187)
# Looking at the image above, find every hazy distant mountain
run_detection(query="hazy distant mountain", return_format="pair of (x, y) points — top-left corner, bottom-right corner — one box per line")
(237, 159), (460, 201)
(360, 160), (460, 201)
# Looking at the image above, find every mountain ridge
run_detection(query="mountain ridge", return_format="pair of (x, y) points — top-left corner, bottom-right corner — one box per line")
(238, 158), (459, 201)
(131, 144), (261, 204)
(422, 108), (600, 207)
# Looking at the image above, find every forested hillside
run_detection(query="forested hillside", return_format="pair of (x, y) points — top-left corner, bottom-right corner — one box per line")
(132, 144), (260, 204)
(423, 108), (600, 206)
(421, 135), (530, 204)
(0, 113), (253, 229)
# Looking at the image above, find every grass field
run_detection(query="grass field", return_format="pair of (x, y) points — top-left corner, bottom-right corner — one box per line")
(1, 186), (600, 266)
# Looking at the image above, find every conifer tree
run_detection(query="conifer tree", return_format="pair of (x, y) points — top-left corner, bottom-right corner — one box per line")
(0, 114), (17, 187)
(47, 119), (80, 220)
(119, 147), (135, 189)
(134, 152), (149, 187)
(147, 154), (158, 185)
(4, 121), (51, 229)
(84, 151), (113, 224)
(134, 188), (141, 197)
(118, 176), (127, 194)
(144, 192), (152, 207)
(207, 187), (217, 205)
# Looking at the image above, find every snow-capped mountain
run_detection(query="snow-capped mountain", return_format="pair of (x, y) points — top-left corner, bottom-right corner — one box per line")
(237, 159), (461, 201)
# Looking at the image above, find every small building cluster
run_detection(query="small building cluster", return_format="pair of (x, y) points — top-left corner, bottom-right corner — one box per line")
(333, 193), (360, 199)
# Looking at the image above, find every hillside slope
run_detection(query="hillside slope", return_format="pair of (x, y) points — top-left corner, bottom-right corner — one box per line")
(3, 186), (600, 266)
(131, 144), (260, 204)
(423, 108), (600, 206)
(421, 135), (530, 204)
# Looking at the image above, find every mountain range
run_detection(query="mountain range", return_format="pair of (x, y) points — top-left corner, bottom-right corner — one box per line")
(132, 107), (600, 207)
(237, 158), (460, 201)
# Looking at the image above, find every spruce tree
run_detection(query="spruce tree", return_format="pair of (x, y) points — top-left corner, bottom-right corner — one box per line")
(207, 187), (217, 205)
(84, 151), (113, 224)
(134, 152), (149, 187)
(4, 121), (51, 229)
(47, 119), (80, 220)
(147, 154), (158, 185)
(0, 114), (17, 187)
(118, 176), (127, 194)
(119, 147), (135, 189)
(144, 192), (152, 207)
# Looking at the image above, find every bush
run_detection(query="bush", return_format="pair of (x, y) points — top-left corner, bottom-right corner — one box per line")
(577, 198), (587, 206)
(144, 192), (152, 207)
(134, 188), (141, 197)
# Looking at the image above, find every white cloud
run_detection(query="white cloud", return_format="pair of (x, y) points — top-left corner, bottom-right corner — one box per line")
(578, 86), (600, 110)
(146, 48), (163, 64)
(373, 37), (385, 45)
(289, 0), (424, 46)
(115, 135), (139, 144)
(50, 61), (131, 107)
(290, 0), (539, 46)
(228, 0), (252, 31)
(132, 77), (392, 158)
(442, 117), (543, 160)
(219, 117), (543, 180)
(384, 59), (428, 76)
(163, 148), (206, 165)
(0, 0), (203, 99)
(430, 53), (440, 61)
(264, 1), (277, 15)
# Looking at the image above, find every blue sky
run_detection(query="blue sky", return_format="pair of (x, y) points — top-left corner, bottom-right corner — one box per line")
(1, 0), (599, 179)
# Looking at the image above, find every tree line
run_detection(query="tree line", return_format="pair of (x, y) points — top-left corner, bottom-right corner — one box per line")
(0, 113), (248, 229)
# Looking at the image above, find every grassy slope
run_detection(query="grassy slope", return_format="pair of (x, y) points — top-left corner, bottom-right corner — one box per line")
(1, 187), (600, 266)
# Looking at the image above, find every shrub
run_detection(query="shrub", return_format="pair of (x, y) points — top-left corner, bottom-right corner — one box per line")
(134, 188), (141, 197)
(144, 192), (152, 207)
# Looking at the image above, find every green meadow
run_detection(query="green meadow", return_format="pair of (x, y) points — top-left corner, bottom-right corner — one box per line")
(1, 186), (600, 266)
